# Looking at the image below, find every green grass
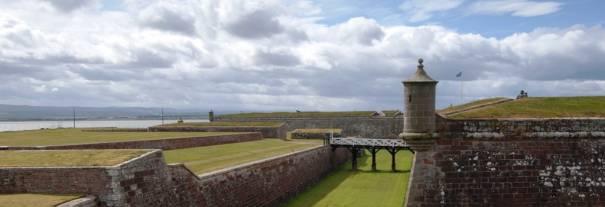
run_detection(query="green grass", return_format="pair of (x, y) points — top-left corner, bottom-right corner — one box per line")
(451, 96), (605, 119)
(0, 128), (242, 146)
(218, 111), (378, 119)
(164, 139), (322, 174)
(156, 121), (283, 127)
(0, 150), (149, 167)
(0, 194), (80, 207)
(439, 97), (510, 115)
(284, 150), (413, 207)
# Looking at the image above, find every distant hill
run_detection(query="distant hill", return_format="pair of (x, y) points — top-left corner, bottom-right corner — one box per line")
(0, 104), (209, 121)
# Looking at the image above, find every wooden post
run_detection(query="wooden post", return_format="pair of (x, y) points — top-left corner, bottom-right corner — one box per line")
(388, 148), (398, 172)
(351, 147), (358, 170)
(371, 148), (378, 171)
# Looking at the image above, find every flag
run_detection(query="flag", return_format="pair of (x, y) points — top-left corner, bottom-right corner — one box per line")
(456, 72), (462, 78)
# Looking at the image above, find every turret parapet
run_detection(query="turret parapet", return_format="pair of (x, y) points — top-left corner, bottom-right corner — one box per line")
(400, 58), (438, 139)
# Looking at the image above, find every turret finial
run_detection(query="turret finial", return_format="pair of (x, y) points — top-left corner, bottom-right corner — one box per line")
(418, 58), (424, 67)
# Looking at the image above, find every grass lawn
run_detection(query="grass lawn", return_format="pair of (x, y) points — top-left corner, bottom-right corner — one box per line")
(451, 96), (605, 119)
(0, 150), (149, 167)
(284, 150), (413, 207)
(156, 121), (282, 127)
(0, 128), (242, 146)
(439, 97), (510, 115)
(164, 139), (322, 174)
(218, 111), (378, 119)
(0, 194), (80, 207)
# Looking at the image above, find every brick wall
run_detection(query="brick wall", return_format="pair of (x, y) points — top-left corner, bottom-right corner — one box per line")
(438, 116), (605, 138)
(1, 146), (349, 207)
(149, 124), (287, 139)
(406, 138), (605, 207)
(216, 117), (403, 138)
(2, 132), (262, 150)
(196, 146), (349, 206)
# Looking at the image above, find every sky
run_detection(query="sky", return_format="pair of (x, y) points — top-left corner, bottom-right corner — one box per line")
(1, 0), (604, 112)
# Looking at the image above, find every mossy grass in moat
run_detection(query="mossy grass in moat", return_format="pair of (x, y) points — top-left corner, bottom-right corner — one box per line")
(156, 121), (283, 127)
(284, 150), (413, 207)
(0, 128), (241, 147)
(0, 194), (81, 207)
(164, 139), (322, 174)
(451, 96), (605, 119)
(0, 149), (149, 167)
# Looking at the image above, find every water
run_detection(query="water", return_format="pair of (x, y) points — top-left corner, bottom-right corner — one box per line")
(0, 119), (209, 132)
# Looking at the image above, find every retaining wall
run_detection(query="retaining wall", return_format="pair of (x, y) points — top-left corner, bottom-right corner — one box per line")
(193, 146), (349, 206)
(1, 132), (262, 150)
(216, 117), (403, 138)
(406, 137), (605, 207)
(438, 116), (605, 138)
(1, 146), (349, 206)
(0, 150), (176, 206)
(149, 124), (287, 139)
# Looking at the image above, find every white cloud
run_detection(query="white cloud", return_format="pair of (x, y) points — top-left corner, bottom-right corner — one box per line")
(469, 0), (562, 17)
(0, 0), (603, 111)
(399, 0), (465, 22)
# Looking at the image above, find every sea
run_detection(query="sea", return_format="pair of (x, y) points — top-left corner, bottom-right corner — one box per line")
(0, 119), (209, 132)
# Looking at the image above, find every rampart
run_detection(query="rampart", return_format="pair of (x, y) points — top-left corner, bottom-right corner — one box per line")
(1, 132), (262, 150)
(215, 117), (403, 138)
(0, 146), (349, 206)
(149, 124), (288, 139)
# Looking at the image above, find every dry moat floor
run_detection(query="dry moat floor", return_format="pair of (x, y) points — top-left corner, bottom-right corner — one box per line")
(284, 150), (413, 207)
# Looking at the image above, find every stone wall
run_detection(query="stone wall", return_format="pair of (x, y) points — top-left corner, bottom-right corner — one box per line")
(1, 146), (349, 207)
(1, 132), (262, 150)
(194, 145), (349, 206)
(215, 117), (403, 138)
(0, 150), (175, 206)
(438, 116), (605, 138)
(406, 138), (605, 207)
(149, 124), (287, 139)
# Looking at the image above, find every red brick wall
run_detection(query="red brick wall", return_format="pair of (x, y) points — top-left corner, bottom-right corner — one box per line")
(2, 132), (262, 150)
(166, 146), (349, 207)
(0, 167), (110, 195)
(407, 138), (605, 207)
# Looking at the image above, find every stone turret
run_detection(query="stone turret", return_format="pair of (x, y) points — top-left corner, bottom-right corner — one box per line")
(400, 58), (438, 139)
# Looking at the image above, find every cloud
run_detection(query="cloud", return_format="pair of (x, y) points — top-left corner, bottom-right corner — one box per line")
(469, 0), (562, 17)
(43, 0), (98, 12)
(399, 0), (465, 22)
(0, 0), (603, 111)
(226, 9), (284, 39)
(138, 3), (197, 35)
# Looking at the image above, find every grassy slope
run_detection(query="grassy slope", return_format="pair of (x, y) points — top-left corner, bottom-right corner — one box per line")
(0, 150), (148, 167)
(0, 128), (241, 146)
(452, 96), (605, 119)
(156, 121), (282, 127)
(439, 97), (510, 115)
(0, 194), (80, 207)
(291, 128), (343, 134)
(218, 111), (376, 119)
(284, 150), (413, 207)
(164, 139), (322, 174)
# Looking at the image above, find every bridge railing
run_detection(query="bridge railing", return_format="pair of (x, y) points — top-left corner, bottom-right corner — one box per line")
(329, 137), (408, 147)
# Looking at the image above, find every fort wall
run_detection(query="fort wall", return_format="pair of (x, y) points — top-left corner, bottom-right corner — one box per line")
(0, 146), (349, 206)
(215, 117), (404, 138)
(149, 124), (288, 139)
(1, 132), (262, 150)
(406, 137), (605, 207)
